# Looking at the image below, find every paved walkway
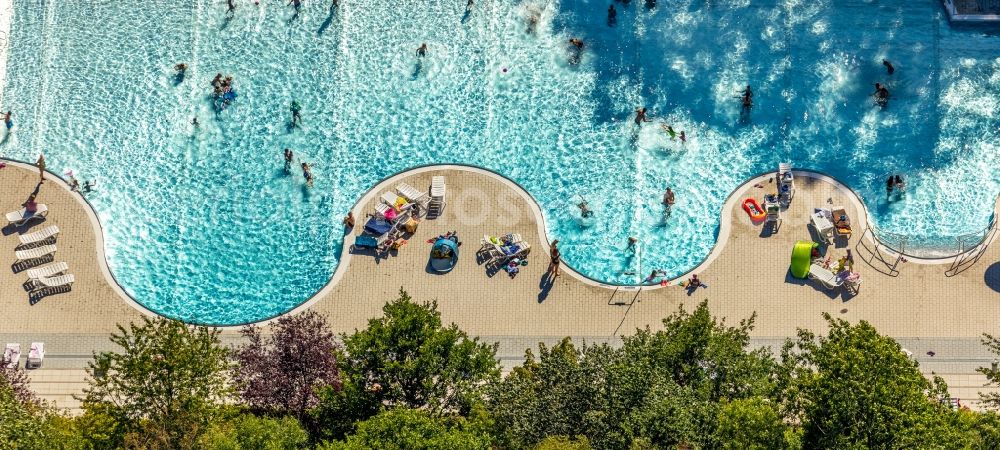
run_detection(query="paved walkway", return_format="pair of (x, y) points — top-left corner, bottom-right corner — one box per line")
(2, 162), (998, 411)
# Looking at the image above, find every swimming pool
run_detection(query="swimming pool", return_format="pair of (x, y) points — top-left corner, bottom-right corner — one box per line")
(3, 0), (998, 325)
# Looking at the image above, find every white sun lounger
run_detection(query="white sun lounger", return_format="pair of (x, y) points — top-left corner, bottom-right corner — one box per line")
(29, 273), (74, 290)
(26, 262), (69, 280)
(808, 263), (843, 290)
(4, 344), (20, 369)
(5, 204), (48, 226)
(15, 244), (57, 262)
(26, 343), (43, 369)
(396, 182), (429, 205)
(429, 176), (446, 217)
(18, 225), (60, 246)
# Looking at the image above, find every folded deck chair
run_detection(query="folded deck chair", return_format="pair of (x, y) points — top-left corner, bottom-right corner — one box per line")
(18, 225), (60, 246)
(431, 176), (446, 198)
(15, 244), (57, 262)
(5, 204), (48, 226)
(427, 177), (447, 217)
(26, 343), (43, 369)
(26, 262), (69, 280)
(808, 264), (843, 290)
(29, 273), (74, 291)
(4, 344), (20, 369)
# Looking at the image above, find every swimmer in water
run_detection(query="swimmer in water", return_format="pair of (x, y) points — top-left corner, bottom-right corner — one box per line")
(284, 148), (294, 171)
(645, 269), (667, 283)
(416, 43), (428, 57)
(568, 38), (584, 64)
(634, 107), (651, 125)
(526, 7), (541, 34)
(3, 111), (12, 130)
(289, 0), (302, 10)
(290, 101), (302, 126)
(886, 175), (895, 197)
(227, 0), (236, 15)
(663, 187), (675, 206)
(191, 117), (199, 128)
(578, 201), (594, 218)
(301, 162), (314, 187)
(626, 236), (638, 253)
(873, 83), (889, 106)
(679, 130), (686, 144)
(342, 211), (355, 228)
(608, 4), (617, 26)
(894, 174), (905, 190)
(661, 124), (677, 139)
(741, 85), (753, 109)
(883, 59), (895, 75)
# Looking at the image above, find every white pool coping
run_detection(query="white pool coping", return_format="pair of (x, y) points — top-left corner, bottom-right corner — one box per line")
(5, 159), (995, 328)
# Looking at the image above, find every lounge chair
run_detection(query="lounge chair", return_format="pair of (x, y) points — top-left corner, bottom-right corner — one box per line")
(765, 200), (781, 229)
(810, 211), (835, 244)
(363, 217), (394, 236)
(381, 192), (410, 211)
(352, 234), (382, 251)
(396, 182), (429, 207)
(480, 235), (505, 260)
(18, 225), (60, 246)
(808, 263), (843, 290)
(5, 204), (48, 227)
(831, 206), (852, 238)
(429, 176), (446, 217)
(29, 273), (74, 291)
(777, 163), (795, 205)
(26, 343), (43, 369)
(4, 344), (20, 369)
(15, 244), (57, 262)
(26, 262), (69, 280)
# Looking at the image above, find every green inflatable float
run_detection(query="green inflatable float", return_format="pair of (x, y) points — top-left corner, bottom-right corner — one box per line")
(790, 240), (817, 279)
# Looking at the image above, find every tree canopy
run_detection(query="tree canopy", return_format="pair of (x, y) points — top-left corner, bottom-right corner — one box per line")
(233, 310), (340, 422)
(80, 317), (232, 448)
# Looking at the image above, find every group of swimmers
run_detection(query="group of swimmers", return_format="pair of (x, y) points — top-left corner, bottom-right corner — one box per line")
(634, 107), (687, 144)
(886, 174), (905, 197)
(873, 60), (895, 107)
(284, 148), (314, 187)
(211, 73), (238, 110)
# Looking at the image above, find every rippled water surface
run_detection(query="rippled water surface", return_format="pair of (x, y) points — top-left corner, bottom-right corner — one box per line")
(2, 0), (998, 324)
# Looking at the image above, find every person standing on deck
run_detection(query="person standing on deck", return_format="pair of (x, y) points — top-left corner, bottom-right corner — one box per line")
(35, 154), (46, 182)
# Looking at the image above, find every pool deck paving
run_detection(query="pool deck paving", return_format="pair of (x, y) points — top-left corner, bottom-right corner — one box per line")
(2, 161), (999, 412)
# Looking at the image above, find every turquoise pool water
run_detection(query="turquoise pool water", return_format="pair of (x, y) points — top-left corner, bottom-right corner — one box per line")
(3, 0), (998, 325)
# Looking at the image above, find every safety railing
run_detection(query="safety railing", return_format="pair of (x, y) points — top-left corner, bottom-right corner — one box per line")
(945, 208), (998, 277)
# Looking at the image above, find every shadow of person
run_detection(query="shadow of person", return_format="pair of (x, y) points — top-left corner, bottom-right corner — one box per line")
(318, 7), (336, 35)
(538, 272), (554, 302)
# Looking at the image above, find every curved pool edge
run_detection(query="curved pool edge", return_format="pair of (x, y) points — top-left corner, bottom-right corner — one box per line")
(1, 158), (161, 321)
(5, 157), (997, 327)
